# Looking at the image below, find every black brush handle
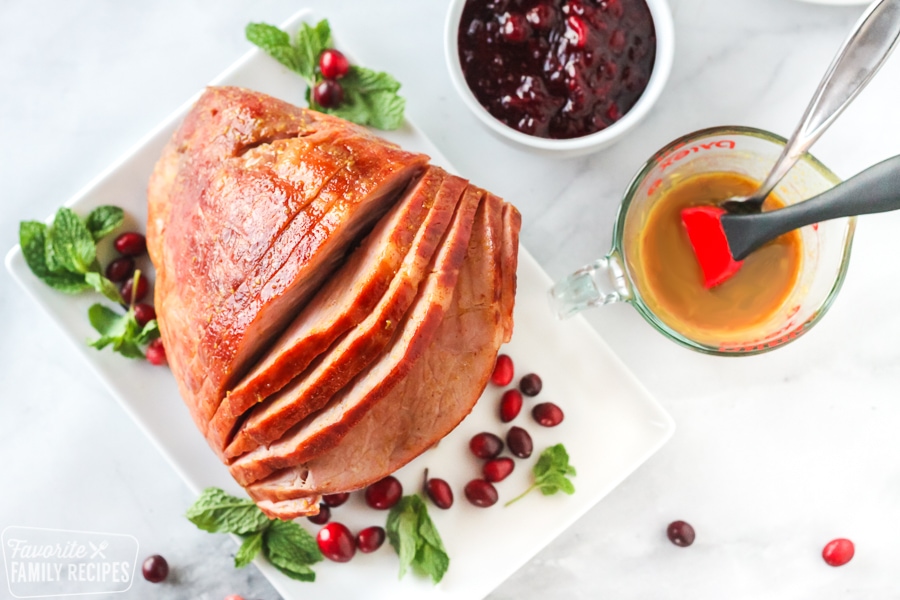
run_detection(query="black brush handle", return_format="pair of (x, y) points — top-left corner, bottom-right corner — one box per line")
(723, 154), (900, 260)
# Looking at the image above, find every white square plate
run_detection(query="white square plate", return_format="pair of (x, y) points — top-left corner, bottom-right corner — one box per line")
(5, 9), (674, 599)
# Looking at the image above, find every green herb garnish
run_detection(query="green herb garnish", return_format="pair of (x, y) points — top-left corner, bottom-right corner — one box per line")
(87, 291), (160, 359)
(386, 494), (449, 584)
(506, 443), (577, 506)
(186, 487), (322, 580)
(19, 206), (125, 303)
(245, 19), (405, 130)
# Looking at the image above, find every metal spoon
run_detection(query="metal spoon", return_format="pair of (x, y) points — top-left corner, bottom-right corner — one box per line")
(721, 0), (900, 215)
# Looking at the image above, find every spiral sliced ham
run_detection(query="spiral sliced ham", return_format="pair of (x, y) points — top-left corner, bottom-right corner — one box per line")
(147, 86), (521, 518)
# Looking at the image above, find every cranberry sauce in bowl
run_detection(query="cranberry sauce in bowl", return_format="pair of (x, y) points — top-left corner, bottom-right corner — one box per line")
(458, 0), (656, 139)
(446, 0), (672, 154)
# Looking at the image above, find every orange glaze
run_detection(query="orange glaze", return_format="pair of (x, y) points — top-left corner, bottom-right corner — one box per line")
(638, 172), (802, 343)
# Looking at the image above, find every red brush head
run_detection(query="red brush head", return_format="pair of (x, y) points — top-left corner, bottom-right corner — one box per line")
(680, 206), (744, 288)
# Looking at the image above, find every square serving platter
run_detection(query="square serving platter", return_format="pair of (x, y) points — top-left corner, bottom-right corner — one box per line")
(5, 9), (675, 599)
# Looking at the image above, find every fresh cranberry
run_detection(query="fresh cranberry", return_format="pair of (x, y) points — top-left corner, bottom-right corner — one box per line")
(532, 402), (564, 426)
(317, 522), (356, 562)
(114, 232), (147, 256)
(666, 521), (695, 547)
(307, 503), (331, 525)
(322, 492), (350, 507)
(500, 389), (523, 422)
(425, 478), (454, 509)
(121, 275), (149, 305)
(491, 354), (514, 386)
(365, 476), (402, 510)
(483, 457), (515, 483)
(506, 426), (533, 458)
(519, 373), (543, 396)
(146, 338), (167, 366)
(313, 80), (344, 109)
(822, 538), (854, 567)
(470, 432), (504, 459)
(105, 256), (135, 283)
(319, 49), (350, 79)
(356, 526), (386, 553)
(134, 303), (156, 327)
(141, 554), (168, 583)
(464, 479), (499, 507)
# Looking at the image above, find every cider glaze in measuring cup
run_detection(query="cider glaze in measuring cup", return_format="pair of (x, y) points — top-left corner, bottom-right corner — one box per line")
(549, 126), (855, 356)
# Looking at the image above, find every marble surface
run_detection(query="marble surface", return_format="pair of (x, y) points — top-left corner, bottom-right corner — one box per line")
(2, 0), (900, 598)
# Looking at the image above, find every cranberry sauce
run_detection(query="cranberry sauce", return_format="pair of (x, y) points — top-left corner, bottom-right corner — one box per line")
(458, 0), (656, 139)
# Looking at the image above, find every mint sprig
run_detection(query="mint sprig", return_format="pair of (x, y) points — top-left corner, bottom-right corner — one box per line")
(186, 487), (322, 580)
(386, 494), (449, 584)
(506, 444), (577, 506)
(245, 19), (405, 130)
(87, 296), (160, 360)
(19, 205), (124, 303)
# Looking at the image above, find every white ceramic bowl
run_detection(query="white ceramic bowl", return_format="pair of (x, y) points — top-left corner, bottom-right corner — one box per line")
(445, 0), (675, 156)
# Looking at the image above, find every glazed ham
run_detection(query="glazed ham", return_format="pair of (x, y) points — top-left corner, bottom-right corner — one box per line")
(148, 86), (521, 517)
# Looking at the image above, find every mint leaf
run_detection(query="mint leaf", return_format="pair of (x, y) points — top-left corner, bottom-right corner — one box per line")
(186, 488), (271, 535)
(386, 495), (449, 583)
(293, 20), (332, 81)
(87, 304), (144, 359)
(266, 552), (316, 582)
(235, 530), (265, 568)
(263, 519), (322, 566)
(136, 319), (160, 345)
(327, 66), (405, 130)
(246, 23), (304, 74)
(48, 207), (96, 274)
(19, 221), (92, 293)
(506, 443), (577, 506)
(85, 206), (124, 241)
(84, 272), (124, 304)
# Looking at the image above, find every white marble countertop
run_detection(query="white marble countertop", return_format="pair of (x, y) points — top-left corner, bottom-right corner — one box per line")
(3, 0), (900, 598)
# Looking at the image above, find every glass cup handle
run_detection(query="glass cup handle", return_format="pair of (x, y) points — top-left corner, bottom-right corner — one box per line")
(548, 251), (632, 319)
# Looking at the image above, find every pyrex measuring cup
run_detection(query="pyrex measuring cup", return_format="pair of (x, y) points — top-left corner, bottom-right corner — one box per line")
(549, 126), (855, 355)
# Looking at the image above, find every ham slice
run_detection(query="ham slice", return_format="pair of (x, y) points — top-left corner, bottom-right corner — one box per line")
(249, 194), (521, 518)
(228, 185), (485, 486)
(222, 171), (469, 458)
(148, 87), (427, 433)
(206, 166), (458, 454)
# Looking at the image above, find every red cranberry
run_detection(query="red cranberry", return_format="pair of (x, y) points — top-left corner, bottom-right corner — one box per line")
(822, 538), (854, 567)
(141, 554), (168, 583)
(146, 338), (167, 366)
(666, 521), (695, 547)
(500, 12), (529, 43)
(365, 476), (402, 510)
(526, 4), (556, 30)
(313, 79), (344, 109)
(491, 354), (514, 386)
(519, 373), (543, 396)
(483, 457), (514, 483)
(532, 402), (564, 427)
(121, 275), (149, 305)
(319, 49), (350, 79)
(566, 16), (588, 48)
(307, 503), (331, 525)
(114, 232), (147, 256)
(506, 426), (533, 458)
(500, 389), (523, 422)
(134, 303), (156, 327)
(425, 477), (454, 509)
(322, 492), (350, 507)
(464, 479), (499, 507)
(317, 522), (356, 562)
(105, 256), (135, 283)
(356, 526), (386, 553)
(470, 432), (504, 459)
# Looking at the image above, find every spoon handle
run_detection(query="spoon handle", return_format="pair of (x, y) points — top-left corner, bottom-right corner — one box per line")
(747, 0), (900, 205)
(725, 154), (900, 260)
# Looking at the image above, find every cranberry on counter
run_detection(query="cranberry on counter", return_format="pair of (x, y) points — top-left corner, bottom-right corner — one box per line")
(313, 80), (344, 109)
(506, 426), (533, 458)
(425, 477), (454, 509)
(365, 476), (403, 510)
(532, 402), (564, 427)
(105, 256), (135, 283)
(322, 492), (350, 507)
(457, 0), (656, 139)
(114, 232), (147, 256)
(319, 49), (350, 79)
(666, 520), (695, 547)
(307, 503), (331, 525)
(470, 432), (504, 459)
(146, 338), (167, 366)
(483, 457), (515, 483)
(141, 554), (169, 583)
(822, 538), (854, 567)
(356, 526), (386, 553)
(519, 373), (543, 397)
(317, 522), (356, 562)
(491, 354), (514, 386)
(500, 389), (523, 422)
(121, 275), (149, 305)
(134, 303), (156, 327)
(464, 479), (499, 507)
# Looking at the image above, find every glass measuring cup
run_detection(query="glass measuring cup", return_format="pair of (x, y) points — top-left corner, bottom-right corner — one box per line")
(550, 126), (856, 355)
